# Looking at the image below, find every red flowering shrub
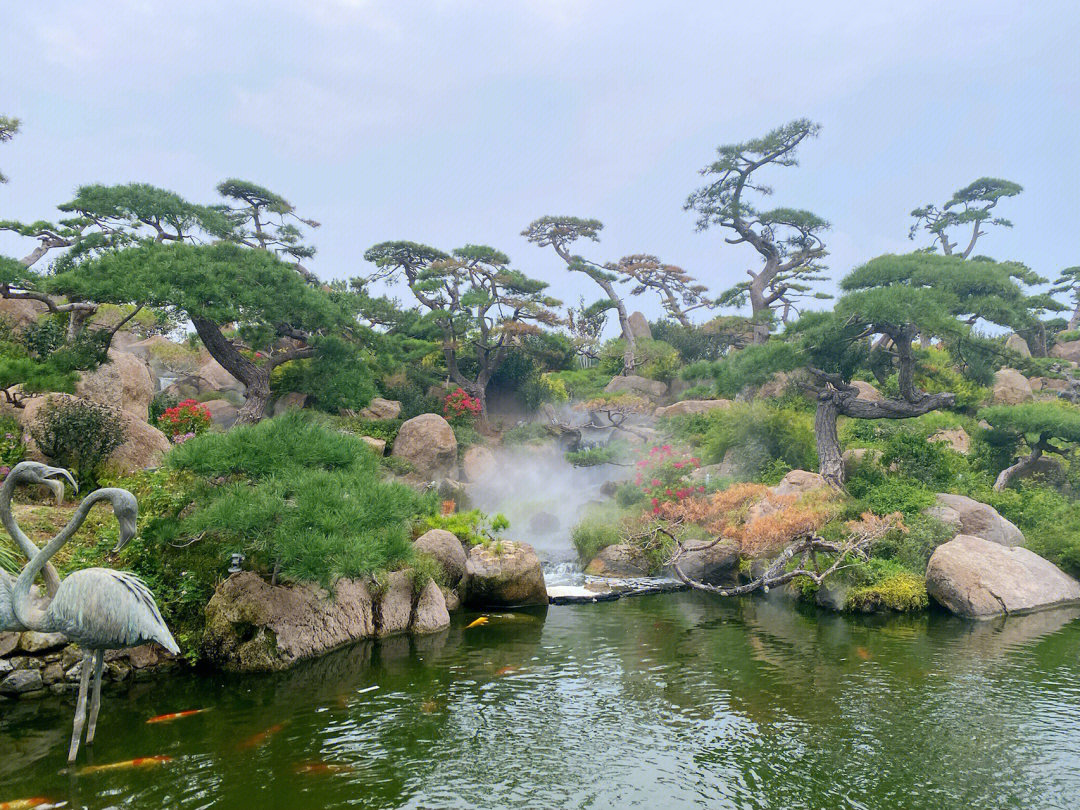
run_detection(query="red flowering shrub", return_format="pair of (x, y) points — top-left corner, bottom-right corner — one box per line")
(442, 387), (482, 423)
(158, 399), (212, 442)
(633, 444), (702, 514)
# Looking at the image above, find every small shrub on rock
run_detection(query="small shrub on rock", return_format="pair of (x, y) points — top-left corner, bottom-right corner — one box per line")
(30, 396), (124, 486)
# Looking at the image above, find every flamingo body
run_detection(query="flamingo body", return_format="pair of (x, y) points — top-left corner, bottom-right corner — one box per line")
(39, 568), (178, 654)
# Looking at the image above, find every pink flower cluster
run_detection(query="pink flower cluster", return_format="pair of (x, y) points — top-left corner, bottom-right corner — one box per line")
(634, 444), (704, 514)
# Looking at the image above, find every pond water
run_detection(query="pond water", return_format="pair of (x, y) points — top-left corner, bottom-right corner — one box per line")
(2, 594), (1080, 809)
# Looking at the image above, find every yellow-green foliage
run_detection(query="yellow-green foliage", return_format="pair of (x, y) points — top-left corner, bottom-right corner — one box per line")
(846, 572), (928, 613)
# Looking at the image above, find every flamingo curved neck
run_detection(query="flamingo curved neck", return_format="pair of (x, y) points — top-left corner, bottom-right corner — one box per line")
(12, 490), (110, 631)
(0, 468), (62, 597)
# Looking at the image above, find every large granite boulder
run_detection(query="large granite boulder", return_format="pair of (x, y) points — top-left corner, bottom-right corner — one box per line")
(203, 572), (376, 671)
(464, 541), (547, 607)
(462, 445), (496, 482)
(850, 380), (884, 402)
(992, 368), (1033, 405)
(392, 413), (458, 479)
(0, 298), (48, 330)
(923, 494), (1025, 546)
(196, 357), (245, 394)
(670, 539), (739, 585)
(272, 392), (307, 415)
(202, 398), (240, 429)
(125, 335), (203, 385)
(771, 469), (829, 497)
(627, 311), (652, 340)
(412, 580), (451, 633)
(76, 348), (156, 421)
(585, 543), (650, 578)
(1005, 333), (1032, 358)
(929, 427), (971, 454)
(925, 534), (1080, 618)
(357, 398), (402, 420)
(1050, 338), (1080, 363)
(604, 374), (667, 401)
(18, 394), (171, 472)
(414, 528), (467, 586)
(654, 399), (733, 418)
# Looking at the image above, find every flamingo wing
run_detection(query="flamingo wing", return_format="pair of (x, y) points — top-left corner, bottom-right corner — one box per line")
(46, 569), (179, 655)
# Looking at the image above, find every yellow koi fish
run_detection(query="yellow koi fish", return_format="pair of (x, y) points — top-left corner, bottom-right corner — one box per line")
(79, 755), (172, 775)
(466, 617), (489, 629)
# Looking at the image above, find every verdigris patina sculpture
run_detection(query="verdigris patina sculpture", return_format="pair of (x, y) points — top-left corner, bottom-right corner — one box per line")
(0, 462), (76, 631)
(10, 472), (179, 763)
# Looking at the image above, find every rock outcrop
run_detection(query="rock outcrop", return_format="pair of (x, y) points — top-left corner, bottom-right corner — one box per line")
(1005, 333), (1032, 358)
(462, 445), (496, 482)
(850, 380), (884, 402)
(925, 534), (1080, 618)
(923, 493), (1025, 546)
(670, 539), (739, 585)
(992, 368), (1033, 405)
(928, 427), (971, 454)
(653, 399), (733, 418)
(771, 469), (829, 497)
(464, 541), (547, 607)
(604, 374), (667, 401)
(202, 571), (448, 672)
(273, 392), (307, 415)
(202, 398), (240, 429)
(1050, 338), (1080, 363)
(585, 543), (651, 578)
(627, 311), (652, 340)
(76, 348), (156, 421)
(360, 436), (386, 456)
(357, 398), (403, 420)
(414, 528), (468, 587)
(391, 413), (458, 479)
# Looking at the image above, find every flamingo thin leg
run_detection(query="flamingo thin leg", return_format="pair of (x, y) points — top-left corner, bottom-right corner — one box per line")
(86, 650), (105, 745)
(68, 650), (93, 763)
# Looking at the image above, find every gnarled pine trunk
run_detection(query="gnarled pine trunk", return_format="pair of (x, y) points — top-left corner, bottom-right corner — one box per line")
(815, 393), (844, 488)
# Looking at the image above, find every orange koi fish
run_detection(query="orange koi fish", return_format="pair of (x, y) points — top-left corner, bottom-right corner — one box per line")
(466, 617), (488, 629)
(494, 666), (518, 676)
(0, 799), (52, 810)
(856, 647), (871, 660)
(420, 699), (442, 714)
(147, 709), (210, 724)
(294, 761), (355, 775)
(238, 723), (285, 750)
(78, 755), (172, 775)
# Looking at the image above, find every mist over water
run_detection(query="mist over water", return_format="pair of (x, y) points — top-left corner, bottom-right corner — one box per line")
(466, 440), (627, 575)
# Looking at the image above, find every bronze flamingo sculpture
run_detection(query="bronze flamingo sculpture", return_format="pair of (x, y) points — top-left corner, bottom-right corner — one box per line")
(11, 481), (179, 763)
(0, 462), (77, 631)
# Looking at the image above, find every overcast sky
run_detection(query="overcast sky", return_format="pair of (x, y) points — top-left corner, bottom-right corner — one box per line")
(3, 1), (1078, 328)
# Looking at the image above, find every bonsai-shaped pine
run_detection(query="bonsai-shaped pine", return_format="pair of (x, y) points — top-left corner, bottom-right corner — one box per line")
(0, 115), (18, 184)
(51, 241), (347, 424)
(909, 177), (1023, 259)
(691, 253), (1048, 487)
(1051, 266), (1080, 331)
(685, 119), (829, 343)
(363, 242), (561, 419)
(522, 216), (638, 375)
(612, 255), (716, 327)
(979, 401), (1080, 491)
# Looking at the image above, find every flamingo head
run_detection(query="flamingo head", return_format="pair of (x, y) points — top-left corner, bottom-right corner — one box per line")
(104, 488), (140, 552)
(9, 461), (78, 501)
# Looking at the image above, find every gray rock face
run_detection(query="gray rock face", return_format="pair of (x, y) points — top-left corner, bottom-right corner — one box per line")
(850, 380), (884, 402)
(462, 445), (496, 482)
(992, 368), (1033, 405)
(670, 539), (739, 585)
(374, 571), (415, 637)
(202, 398), (240, 428)
(392, 413), (458, 479)
(627, 311), (653, 340)
(603, 374), (667, 401)
(76, 347), (156, 421)
(653, 399), (733, 418)
(360, 436), (387, 456)
(411, 580), (451, 634)
(465, 542), (547, 607)
(272, 392), (307, 415)
(357, 398), (402, 420)
(17, 632), (67, 654)
(414, 529), (468, 586)
(928, 427), (971, 454)
(1005, 333), (1032, 358)
(771, 469), (828, 497)
(0, 631), (18, 657)
(1050, 338), (1080, 363)
(926, 534), (1080, 618)
(203, 572), (376, 672)
(0, 668), (43, 695)
(585, 543), (651, 578)
(924, 494), (1025, 546)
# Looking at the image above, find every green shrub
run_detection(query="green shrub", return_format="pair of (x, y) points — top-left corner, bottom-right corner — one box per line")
(571, 517), (622, 563)
(418, 509), (509, 547)
(565, 440), (630, 467)
(380, 455), (414, 476)
(699, 401), (816, 479)
(30, 396), (124, 487)
(615, 481), (646, 506)
(149, 391), (180, 425)
(547, 367), (611, 401)
(502, 422), (550, 445)
(870, 513), (954, 573)
(340, 417), (403, 451)
(846, 475), (935, 517)
(847, 571), (928, 612)
(599, 338), (681, 382)
(0, 413), (25, 468)
(880, 432), (953, 488)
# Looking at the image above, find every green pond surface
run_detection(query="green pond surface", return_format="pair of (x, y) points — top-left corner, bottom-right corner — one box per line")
(3, 593), (1080, 809)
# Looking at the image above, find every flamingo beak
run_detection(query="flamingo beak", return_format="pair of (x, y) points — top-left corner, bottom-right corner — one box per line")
(43, 466), (78, 496)
(113, 497), (139, 552)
